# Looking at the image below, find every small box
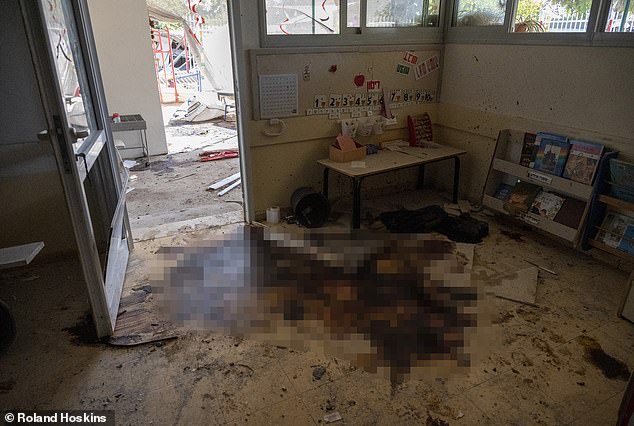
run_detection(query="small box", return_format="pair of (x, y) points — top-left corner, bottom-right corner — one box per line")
(329, 142), (366, 163)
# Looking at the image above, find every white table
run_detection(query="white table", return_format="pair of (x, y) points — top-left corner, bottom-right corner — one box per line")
(318, 146), (466, 228)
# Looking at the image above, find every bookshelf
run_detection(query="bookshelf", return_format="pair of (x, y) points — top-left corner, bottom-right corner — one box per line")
(482, 129), (603, 249)
(583, 152), (634, 261)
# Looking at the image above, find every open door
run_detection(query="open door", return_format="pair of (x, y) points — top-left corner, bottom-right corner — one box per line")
(19, 0), (131, 337)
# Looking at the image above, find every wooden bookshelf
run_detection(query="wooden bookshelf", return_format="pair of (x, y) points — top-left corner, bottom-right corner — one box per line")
(482, 129), (599, 249)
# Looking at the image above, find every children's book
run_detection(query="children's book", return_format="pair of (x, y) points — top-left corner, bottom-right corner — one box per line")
(563, 139), (604, 185)
(533, 133), (569, 176)
(493, 183), (514, 201)
(596, 212), (632, 248)
(617, 224), (634, 256)
(529, 191), (565, 220)
(504, 182), (541, 214)
(519, 133), (539, 168)
(609, 159), (634, 203)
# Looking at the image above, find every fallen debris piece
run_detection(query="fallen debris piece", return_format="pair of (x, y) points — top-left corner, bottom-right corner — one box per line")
(123, 160), (137, 169)
(218, 180), (241, 196)
(458, 199), (471, 214)
(167, 173), (196, 183)
(199, 150), (239, 162)
(426, 414), (449, 426)
(312, 366), (326, 380)
(524, 259), (557, 276)
(208, 172), (240, 190)
(323, 411), (342, 423)
(129, 174), (138, 181)
(493, 266), (539, 306)
(501, 229), (524, 242)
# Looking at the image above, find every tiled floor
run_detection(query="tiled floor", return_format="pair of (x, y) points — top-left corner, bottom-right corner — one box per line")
(0, 191), (632, 425)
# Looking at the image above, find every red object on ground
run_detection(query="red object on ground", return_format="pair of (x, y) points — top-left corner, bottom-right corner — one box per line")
(199, 150), (239, 162)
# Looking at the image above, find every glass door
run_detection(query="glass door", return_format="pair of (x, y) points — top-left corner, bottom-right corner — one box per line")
(19, 0), (131, 336)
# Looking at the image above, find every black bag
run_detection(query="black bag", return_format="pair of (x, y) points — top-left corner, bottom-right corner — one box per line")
(380, 205), (489, 243)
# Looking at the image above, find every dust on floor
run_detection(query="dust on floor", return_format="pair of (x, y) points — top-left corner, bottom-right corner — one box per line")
(1, 194), (633, 425)
(126, 113), (243, 242)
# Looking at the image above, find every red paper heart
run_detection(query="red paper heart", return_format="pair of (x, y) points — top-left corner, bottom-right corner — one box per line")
(353, 74), (365, 87)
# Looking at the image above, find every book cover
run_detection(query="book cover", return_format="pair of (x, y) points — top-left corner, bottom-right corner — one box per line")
(529, 191), (565, 220)
(533, 133), (570, 176)
(504, 182), (542, 214)
(493, 183), (514, 201)
(553, 197), (586, 229)
(563, 139), (604, 185)
(609, 159), (634, 203)
(519, 133), (538, 168)
(596, 212), (632, 248)
(617, 224), (634, 256)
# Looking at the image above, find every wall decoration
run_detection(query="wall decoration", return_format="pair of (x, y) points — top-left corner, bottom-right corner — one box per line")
(403, 51), (418, 64)
(396, 63), (410, 75)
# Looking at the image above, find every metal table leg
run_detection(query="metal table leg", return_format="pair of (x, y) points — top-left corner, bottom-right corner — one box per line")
(417, 164), (426, 189)
(352, 177), (362, 229)
(322, 168), (329, 200)
(453, 156), (461, 203)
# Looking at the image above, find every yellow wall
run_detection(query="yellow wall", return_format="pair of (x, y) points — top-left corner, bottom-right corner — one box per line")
(432, 44), (634, 200)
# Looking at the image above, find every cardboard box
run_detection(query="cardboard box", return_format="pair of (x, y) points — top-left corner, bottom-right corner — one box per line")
(329, 142), (366, 163)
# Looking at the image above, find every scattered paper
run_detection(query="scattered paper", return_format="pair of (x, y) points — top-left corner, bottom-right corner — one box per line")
(123, 160), (137, 169)
(323, 412), (342, 423)
(129, 175), (138, 181)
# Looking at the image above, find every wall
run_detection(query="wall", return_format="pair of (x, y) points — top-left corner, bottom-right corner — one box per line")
(0, 0), (76, 258)
(87, 0), (167, 157)
(233, 2), (634, 216)
(434, 44), (634, 201)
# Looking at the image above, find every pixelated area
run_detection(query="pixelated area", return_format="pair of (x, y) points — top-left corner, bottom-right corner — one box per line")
(151, 226), (489, 383)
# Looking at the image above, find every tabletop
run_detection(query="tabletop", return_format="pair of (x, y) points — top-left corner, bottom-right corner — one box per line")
(317, 145), (466, 178)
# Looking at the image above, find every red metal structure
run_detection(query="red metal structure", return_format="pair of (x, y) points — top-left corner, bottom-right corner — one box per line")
(152, 27), (179, 103)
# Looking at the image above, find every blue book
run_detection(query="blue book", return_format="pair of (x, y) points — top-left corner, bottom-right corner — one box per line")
(618, 224), (634, 256)
(533, 132), (569, 176)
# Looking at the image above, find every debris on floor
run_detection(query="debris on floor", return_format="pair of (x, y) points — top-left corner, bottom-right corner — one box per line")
(199, 150), (239, 162)
(426, 413), (449, 426)
(524, 259), (557, 275)
(208, 172), (240, 191)
(312, 366), (327, 380)
(323, 411), (343, 423)
(500, 229), (524, 242)
(218, 180), (241, 196)
(491, 266), (539, 306)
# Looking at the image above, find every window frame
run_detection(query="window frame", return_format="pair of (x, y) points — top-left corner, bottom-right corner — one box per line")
(259, 0), (446, 47)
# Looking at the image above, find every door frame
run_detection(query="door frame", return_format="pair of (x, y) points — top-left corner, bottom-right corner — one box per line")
(18, 0), (129, 337)
(227, 0), (254, 224)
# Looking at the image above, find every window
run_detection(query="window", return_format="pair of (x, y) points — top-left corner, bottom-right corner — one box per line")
(366, 0), (440, 27)
(261, 0), (443, 46)
(264, 0), (341, 35)
(448, 0), (634, 44)
(604, 0), (634, 32)
(513, 0), (591, 32)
